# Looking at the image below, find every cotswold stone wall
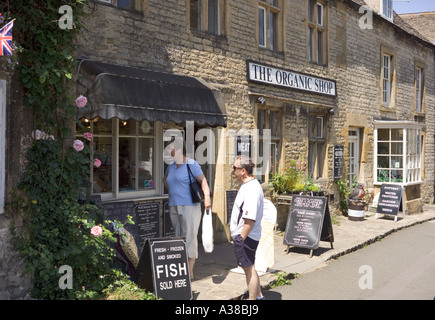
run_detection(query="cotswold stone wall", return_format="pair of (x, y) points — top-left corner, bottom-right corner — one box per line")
(0, 224), (32, 299)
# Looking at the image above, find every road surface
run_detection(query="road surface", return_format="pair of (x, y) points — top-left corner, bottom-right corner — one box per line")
(264, 220), (435, 300)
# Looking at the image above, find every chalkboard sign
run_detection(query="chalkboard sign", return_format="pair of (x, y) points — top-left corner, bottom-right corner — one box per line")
(333, 145), (344, 181)
(283, 195), (333, 255)
(135, 202), (160, 247)
(135, 238), (192, 300)
(163, 201), (175, 237)
(376, 184), (403, 217)
(226, 190), (238, 225)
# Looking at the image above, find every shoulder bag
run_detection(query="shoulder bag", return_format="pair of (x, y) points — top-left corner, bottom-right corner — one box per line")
(187, 163), (204, 203)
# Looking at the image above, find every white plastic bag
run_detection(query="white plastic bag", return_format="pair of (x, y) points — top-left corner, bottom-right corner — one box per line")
(201, 209), (214, 253)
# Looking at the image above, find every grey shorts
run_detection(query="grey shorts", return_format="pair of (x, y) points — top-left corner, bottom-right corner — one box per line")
(169, 205), (201, 259)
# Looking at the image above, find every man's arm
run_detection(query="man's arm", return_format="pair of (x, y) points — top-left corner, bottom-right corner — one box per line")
(240, 219), (255, 241)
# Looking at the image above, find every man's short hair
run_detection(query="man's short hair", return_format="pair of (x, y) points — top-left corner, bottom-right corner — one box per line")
(237, 155), (254, 175)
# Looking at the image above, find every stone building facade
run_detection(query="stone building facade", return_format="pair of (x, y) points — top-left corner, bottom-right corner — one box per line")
(75, 0), (434, 239)
(1, 0), (434, 298)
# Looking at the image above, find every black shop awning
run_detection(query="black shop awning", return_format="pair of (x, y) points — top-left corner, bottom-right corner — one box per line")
(76, 60), (227, 127)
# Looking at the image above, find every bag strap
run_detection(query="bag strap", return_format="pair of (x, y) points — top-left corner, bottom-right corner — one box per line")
(186, 163), (194, 183)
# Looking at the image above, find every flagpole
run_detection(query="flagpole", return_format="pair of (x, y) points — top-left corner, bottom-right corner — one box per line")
(2, 18), (15, 25)
(0, 18), (15, 29)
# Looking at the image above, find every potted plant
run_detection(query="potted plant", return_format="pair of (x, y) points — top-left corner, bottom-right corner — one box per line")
(270, 159), (304, 195)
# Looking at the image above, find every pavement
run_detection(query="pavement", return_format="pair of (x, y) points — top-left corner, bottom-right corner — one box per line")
(190, 205), (435, 300)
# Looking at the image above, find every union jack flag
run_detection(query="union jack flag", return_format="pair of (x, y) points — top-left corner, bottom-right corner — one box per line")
(0, 19), (14, 56)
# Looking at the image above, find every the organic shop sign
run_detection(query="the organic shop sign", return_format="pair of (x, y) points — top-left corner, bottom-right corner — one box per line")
(247, 60), (337, 97)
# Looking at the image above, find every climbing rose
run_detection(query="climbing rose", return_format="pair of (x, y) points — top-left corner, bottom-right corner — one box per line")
(94, 158), (101, 168)
(84, 132), (93, 141)
(91, 226), (103, 237)
(32, 130), (43, 140)
(75, 95), (87, 108)
(73, 139), (84, 152)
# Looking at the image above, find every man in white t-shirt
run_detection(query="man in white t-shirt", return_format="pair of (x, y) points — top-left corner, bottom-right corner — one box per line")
(230, 156), (264, 300)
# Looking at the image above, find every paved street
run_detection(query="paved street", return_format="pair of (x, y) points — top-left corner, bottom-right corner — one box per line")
(263, 220), (435, 300)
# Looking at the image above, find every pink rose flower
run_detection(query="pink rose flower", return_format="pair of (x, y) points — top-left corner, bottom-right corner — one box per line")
(73, 139), (84, 152)
(32, 130), (42, 140)
(94, 158), (102, 168)
(84, 132), (93, 141)
(75, 95), (88, 108)
(91, 225), (103, 237)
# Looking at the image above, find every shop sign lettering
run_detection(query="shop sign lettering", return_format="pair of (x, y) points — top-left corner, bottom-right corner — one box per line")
(247, 61), (337, 97)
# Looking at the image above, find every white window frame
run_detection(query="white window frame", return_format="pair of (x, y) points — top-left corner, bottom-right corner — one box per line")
(374, 122), (422, 186)
(316, 3), (324, 26)
(0, 80), (6, 214)
(258, 0), (281, 51)
(382, 53), (392, 106)
(348, 129), (360, 186)
(258, 6), (267, 48)
(308, 0), (327, 65)
(415, 67), (423, 113)
(78, 118), (163, 201)
(381, 0), (393, 21)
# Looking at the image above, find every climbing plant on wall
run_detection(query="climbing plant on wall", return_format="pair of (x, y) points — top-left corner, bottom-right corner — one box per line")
(2, 1), (146, 299)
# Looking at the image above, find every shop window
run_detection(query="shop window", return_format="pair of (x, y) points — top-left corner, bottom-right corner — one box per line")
(257, 107), (281, 182)
(308, 0), (327, 65)
(308, 115), (326, 179)
(77, 118), (158, 199)
(415, 67), (423, 113)
(189, 0), (226, 36)
(374, 126), (422, 184)
(258, 0), (282, 51)
(0, 80), (6, 214)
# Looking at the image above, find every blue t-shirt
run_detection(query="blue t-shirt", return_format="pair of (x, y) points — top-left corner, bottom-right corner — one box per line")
(165, 159), (203, 206)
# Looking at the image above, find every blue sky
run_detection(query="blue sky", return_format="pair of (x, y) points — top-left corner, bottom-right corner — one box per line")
(393, 0), (435, 14)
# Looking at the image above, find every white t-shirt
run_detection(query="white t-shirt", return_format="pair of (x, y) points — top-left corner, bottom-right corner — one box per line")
(230, 178), (264, 241)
